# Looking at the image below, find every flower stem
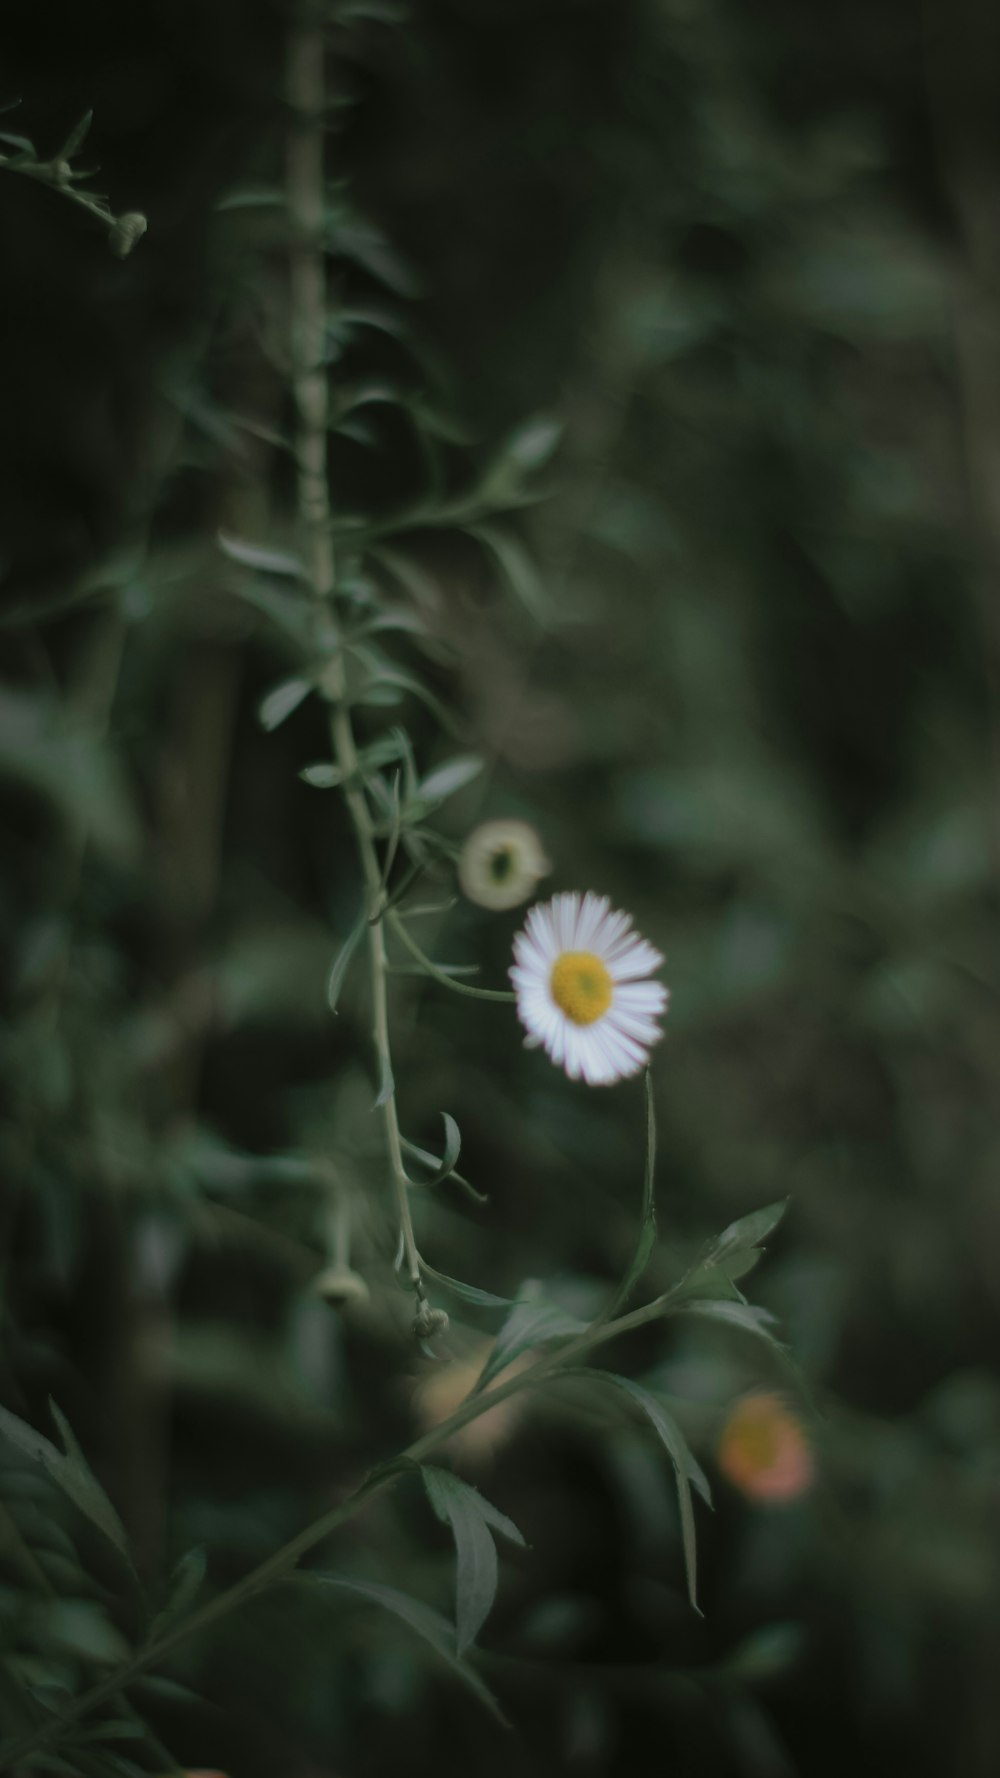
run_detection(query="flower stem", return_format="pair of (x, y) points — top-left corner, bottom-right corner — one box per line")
(285, 23), (423, 1304)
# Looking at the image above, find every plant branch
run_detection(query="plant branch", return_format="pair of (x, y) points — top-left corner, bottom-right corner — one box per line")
(0, 1284), (679, 1771)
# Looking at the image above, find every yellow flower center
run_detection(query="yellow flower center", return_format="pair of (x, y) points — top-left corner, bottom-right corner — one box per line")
(550, 951), (613, 1026)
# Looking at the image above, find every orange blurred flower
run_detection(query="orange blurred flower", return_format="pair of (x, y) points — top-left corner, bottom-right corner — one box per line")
(717, 1391), (814, 1503)
(412, 1339), (529, 1469)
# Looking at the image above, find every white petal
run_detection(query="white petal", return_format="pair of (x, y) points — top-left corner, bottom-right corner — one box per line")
(607, 935), (664, 981)
(614, 980), (669, 1016)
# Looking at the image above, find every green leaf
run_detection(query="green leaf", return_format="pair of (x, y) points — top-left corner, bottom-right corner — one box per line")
(326, 912), (366, 1012)
(0, 1402), (132, 1566)
(259, 676), (311, 732)
(316, 1575), (508, 1723)
(674, 1298), (788, 1359)
(671, 1200), (789, 1306)
(704, 1201), (788, 1270)
(421, 1465), (525, 1654)
(420, 1113), (462, 1186)
(57, 110), (93, 161)
(218, 531), (305, 578)
(498, 415), (562, 472)
(474, 1287), (587, 1394)
(467, 522), (547, 621)
(420, 1266), (511, 1309)
(300, 762), (342, 789)
(589, 1374), (710, 1612)
(148, 1546), (206, 1640)
(417, 755), (483, 805)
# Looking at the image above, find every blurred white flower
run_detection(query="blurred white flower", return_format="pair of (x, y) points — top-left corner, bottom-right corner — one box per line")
(458, 818), (551, 910)
(510, 891), (668, 1085)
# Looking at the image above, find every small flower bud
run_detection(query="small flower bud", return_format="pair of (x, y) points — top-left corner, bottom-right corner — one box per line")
(51, 159), (73, 185)
(108, 211), (148, 258)
(311, 1264), (370, 1308)
(413, 1303), (449, 1341)
(458, 819), (551, 911)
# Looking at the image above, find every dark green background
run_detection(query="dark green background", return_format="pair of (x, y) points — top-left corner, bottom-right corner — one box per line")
(3, 1), (1000, 1773)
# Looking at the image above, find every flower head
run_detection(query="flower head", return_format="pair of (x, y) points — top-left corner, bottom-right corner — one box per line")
(717, 1391), (814, 1503)
(510, 891), (668, 1085)
(458, 818), (551, 910)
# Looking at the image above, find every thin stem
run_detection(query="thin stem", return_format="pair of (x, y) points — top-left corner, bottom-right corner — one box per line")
(388, 912), (518, 1002)
(284, 23), (423, 1304)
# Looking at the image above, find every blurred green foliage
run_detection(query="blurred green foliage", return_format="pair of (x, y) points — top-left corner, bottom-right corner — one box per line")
(3, 0), (1000, 1774)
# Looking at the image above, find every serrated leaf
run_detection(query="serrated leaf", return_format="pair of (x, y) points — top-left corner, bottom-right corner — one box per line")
(416, 754), (483, 805)
(316, 1574), (507, 1723)
(704, 1201), (788, 1270)
(300, 762), (343, 789)
(0, 1402), (132, 1566)
(590, 1374), (709, 1611)
(218, 531), (305, 578)
(474, 1288), (587, 1394)
(421, 1465), (525, 1654)
(258, 676), (311, 731)
(326, 913), (366, 1013)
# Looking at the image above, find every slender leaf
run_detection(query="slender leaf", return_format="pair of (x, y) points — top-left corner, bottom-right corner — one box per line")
(315, 1575), (508, 1723)
(326, 912), (366, 1012)
(417, 755), (483, 805)
(468, 523), (547, 620)
(474, 1288), (587, 1394)
(421, 1465), (525, 1653)
(300, 762), (343, 788)
(218, 532), (305, 578)
(259, 676), (311, 732)
(420, 1266), (511, 1310)
(590, 1374), (709, 1611)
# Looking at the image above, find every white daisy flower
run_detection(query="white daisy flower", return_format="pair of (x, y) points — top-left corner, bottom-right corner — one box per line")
(510, 891), (669, 1085)
(458, 818), (551, 911)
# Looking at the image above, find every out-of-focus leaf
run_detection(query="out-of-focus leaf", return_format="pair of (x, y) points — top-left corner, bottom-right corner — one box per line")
(416, 755), (483, 804)
(315, 1575), (507, 1723)
(218, 532), (305, 578)
(467, 523), (547, 620)
(326, 912), (367, 1013)
(258, 676), (311, 731)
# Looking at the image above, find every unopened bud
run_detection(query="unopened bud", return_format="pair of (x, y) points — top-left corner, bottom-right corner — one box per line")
(311, 1264), (370, 1308)
(108, 211), (148, 258)
(51, 159), (72, 185)
(413, 1303), (449, 1341)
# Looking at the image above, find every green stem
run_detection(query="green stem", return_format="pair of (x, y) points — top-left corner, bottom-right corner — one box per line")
(388, 912), (518, 1002)
(285, 23), (423, 1303)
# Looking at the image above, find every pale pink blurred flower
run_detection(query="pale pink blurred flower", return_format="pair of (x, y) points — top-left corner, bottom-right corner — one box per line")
(413, 1339), (529, 1469)
(717, 1391), (814, 1503)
